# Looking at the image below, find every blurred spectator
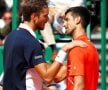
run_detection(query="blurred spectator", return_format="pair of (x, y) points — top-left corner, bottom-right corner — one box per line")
(0, 9), (12, 45)
(87, 1), (100, 33)
(0, 0), (7, 29)
(2, 9), (12, 24)
(88, 0), (108, 33)
(0, 0), (7, 19)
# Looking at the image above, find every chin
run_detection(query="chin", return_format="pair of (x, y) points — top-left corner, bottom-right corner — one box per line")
(66, 31), (70, 35)
(38, 26), (44, 30)
(66, 31), (72, 36)
(41, 27), (44, 30)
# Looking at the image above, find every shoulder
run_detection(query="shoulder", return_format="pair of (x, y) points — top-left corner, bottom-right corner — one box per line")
(68, 47), (87, 59)
(69, 47), (86, 54)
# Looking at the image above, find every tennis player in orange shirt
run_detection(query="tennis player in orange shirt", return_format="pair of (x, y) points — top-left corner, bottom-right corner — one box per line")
(55, 6), (99, 90)
(64, 6), (99, 90)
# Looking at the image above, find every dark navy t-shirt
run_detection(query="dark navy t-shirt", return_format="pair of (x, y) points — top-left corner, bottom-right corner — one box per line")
(3, 28), (46, 90)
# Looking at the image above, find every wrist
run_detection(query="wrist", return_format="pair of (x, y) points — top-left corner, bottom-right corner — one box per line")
(62, 47), (67, 52)
(62, 44), (72, 52)
(55, 50), (67, 64)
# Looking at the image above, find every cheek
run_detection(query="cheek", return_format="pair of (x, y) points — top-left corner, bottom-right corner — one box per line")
(68, 21), (75, 29)
(68, 23), (72, 30)
(38, 19), (44, 26)
(39, 19), (47, 29)
(40, 18), (47, 25)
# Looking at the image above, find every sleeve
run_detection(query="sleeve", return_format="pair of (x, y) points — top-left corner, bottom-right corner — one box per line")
(24, 41), (46, 67)
(68, 47), (85, 76)
(31, 47), (46, 66)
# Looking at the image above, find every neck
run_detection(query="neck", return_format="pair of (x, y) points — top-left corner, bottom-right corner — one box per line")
(24, 21), (36, 32)
(72, 26), (85, 39)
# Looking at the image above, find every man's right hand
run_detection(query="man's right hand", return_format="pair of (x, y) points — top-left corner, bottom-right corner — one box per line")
(62, 40), (88, 52)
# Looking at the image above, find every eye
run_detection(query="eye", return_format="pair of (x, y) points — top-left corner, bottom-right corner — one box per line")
(44, 14), (48, 18)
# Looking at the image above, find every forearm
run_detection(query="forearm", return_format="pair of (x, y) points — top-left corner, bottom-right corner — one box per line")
(73, 76), (84, 90)
(73, 83), (84, 90)
(46, 61), (62, 82)
(37, 62), (62, 84)
(54, 65), (67, 82)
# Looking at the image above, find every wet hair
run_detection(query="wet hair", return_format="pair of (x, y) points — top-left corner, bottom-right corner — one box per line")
(20, 0), (48, 21)
(65, 6), (90, 29)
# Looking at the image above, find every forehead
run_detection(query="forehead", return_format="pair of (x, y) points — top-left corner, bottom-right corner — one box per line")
(65, 12), (72, 19)
(4, 12), (11, 16)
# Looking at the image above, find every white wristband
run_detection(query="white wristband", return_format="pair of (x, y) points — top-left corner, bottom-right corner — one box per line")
(55, 50), (67, 64)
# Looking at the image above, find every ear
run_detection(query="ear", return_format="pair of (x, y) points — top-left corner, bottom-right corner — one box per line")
(31, 13), (38, 22)
(31, 13), (35, 19)
(75, 16), (81, 24)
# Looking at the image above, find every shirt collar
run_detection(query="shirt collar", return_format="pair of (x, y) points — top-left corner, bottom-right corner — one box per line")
(19, 23), (36, 38)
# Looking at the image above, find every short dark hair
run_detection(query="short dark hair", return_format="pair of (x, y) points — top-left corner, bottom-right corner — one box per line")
(20, 0), (48, 21)
(65, 6), (90, 29)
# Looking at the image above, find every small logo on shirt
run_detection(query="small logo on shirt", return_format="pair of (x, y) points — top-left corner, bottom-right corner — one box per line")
(34, 55), (42, 60)
(73, 66), (77, 70)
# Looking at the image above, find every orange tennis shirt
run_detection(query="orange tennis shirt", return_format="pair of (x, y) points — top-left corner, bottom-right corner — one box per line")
(67, 34), (99, 90)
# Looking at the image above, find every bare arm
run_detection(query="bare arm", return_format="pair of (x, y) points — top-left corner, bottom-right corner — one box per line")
(35, 61), (62, 84)
(73, 76), (84, 90)
(54, 65), (67, 82)
(34, 40), (87, 83)
(46, 63), (67, 83)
